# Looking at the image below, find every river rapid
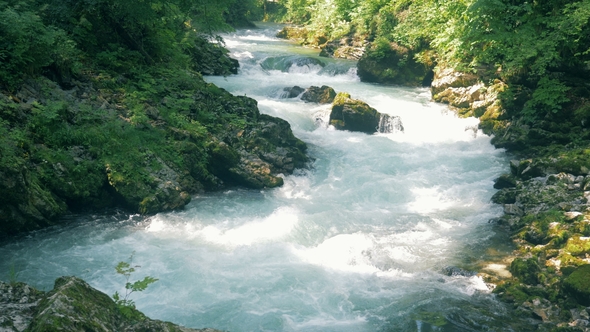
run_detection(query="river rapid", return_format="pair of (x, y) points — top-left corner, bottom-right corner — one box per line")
(1, 23), (527, 331)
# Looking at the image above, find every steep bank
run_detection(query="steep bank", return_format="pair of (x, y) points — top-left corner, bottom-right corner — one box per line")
(0, 0), (311, 237)
(0, 63), (308, 237)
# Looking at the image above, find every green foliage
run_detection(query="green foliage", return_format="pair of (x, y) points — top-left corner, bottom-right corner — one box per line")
(113, 252), (158, 319)
(0, 3), (78, 90)
(7, 261), (19, 286)
(522, 77), (570, 121)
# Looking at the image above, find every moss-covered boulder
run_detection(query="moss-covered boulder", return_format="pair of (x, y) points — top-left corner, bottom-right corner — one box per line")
(329, 92), (381, 133)
(301, 85), (336, 104)
(319, 37), (366, 60)
(510, 258), (541, 285)
(562, 264), (590, 305)
(357, 41), (433, 86)
(23, 276), (221, 332)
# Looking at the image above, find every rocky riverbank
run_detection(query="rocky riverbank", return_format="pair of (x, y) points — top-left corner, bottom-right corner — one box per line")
(431, 66), (590, 331)
(0, 276), (222, 332)
(0, 38), (308, 237)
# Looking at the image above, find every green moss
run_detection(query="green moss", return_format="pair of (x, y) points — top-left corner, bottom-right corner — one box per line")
(564, 236), (590, 256)
(510, 258), (540, 285)
(562, 265), (590, 306)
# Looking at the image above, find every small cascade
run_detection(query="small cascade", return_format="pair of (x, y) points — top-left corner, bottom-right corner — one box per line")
(378, 114), (405, 133)
(313, 107), (332, 128)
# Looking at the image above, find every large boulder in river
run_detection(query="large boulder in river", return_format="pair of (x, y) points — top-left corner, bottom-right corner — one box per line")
(357, 41), (434, 86)
(329, 93), (381, 133)
(301, 85), (337, 104)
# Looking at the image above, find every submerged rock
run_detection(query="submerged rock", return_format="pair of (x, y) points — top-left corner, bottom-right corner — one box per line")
(301, 85), (336, 104)
(260, 56), (325, 72)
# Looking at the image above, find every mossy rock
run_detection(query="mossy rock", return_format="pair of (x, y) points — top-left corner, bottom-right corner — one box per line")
(300, 85), (336, 104)
(329, 92), (381, 133)
(494, 173), (518, 189)
(26, 276), (221, 332)
(562, 264), (590, 305)
(357, 41), (433, 86)
(564, 236), (590, 256)
(510, 258), (541, 285)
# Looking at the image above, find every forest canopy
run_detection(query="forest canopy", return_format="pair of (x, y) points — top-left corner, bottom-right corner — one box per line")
(0, 0), (265, 90)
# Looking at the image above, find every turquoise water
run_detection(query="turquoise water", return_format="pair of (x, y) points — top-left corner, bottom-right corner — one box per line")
(0, 23), (524, 331)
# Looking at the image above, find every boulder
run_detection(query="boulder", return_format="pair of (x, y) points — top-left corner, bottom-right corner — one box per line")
(281, 86), (305, 98)
(211, 114), (308, 189)
(357, 41), (433, 86)
(494, 173), (518, 189)
(563, 264), (590, 306)
(431, 67), (508, 119)
(319, 37), (366, 60)
(24, 276), (221, 332)
(0, 281), (45, 331)
(509, 258), (540, 285)
(329, 93), (381, 133)
(276, 26), (308, 43)
(301, 85), (336, 104)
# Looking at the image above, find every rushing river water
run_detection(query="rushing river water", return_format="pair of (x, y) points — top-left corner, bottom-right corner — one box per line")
(1, 23), (528, 331)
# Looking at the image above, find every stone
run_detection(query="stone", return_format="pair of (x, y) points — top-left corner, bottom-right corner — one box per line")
(563, 264), (590, 306)
(494, 174), (518, 189)
(442, 266), (476, 277)
(281, 86), (305, 98)
(26, 276), (221, 332)
(0, 281), (45, 332)
(301, 85), (337, 104)
(504, 204), (524, 216)
(509, 258), (540, 285)
(329, 93), (381, 133)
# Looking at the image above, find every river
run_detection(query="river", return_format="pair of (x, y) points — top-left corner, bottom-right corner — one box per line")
(0, 23), (527, 331)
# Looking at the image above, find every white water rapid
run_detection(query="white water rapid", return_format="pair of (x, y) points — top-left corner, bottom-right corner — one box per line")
(0, 23), (525, 331)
